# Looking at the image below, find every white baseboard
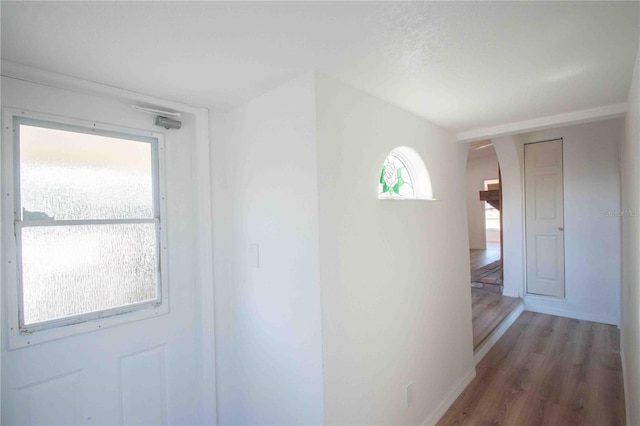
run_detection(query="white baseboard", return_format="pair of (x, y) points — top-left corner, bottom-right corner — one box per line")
(473, 302), (524, 365)
(523, 298), (618, 326)
(421, 368), (476, 426)
(621, 344), (630, 425)
(502, 288), (520, 298)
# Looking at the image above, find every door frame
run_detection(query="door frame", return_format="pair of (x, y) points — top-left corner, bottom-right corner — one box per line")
(523, 137), (566, 299)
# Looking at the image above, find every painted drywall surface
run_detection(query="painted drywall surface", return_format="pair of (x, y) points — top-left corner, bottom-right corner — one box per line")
(620, 36), (640, 426)
(494, 120), (623, 324)
(315, 75), (474, 425)
(491, 137), (524, 299)
(517, 119), (622, 326)
(486, 229), (499, 243)
(1, 77), (202, 424)
(216, 74), (324, 425)
(465, 148), (499, 250)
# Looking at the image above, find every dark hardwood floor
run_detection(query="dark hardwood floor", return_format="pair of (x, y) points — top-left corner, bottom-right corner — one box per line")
(439, 311), (626, 425)
(471, 289), (520, 350)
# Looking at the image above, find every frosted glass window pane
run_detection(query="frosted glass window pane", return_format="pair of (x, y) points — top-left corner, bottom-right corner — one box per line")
(21, 223), (158, 326)
(19, 124), (154, 220)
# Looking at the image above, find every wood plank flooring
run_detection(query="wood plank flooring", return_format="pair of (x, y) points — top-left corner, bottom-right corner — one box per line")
(471, 260), (502, 286)
(470, 245), (502, 291)
(470, 244), (500, 272)
(471, 289), (520, 350)
(439, 311), (626, 426)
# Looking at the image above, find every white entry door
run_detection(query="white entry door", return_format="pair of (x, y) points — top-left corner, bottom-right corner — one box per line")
(524, 139), (565, 298)
(1, 77), (206, 425)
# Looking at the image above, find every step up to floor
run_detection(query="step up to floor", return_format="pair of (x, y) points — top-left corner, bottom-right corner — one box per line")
(472, 289), (521, 351)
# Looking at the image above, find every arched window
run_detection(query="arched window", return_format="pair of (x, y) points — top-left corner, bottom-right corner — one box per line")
(378, 146), (434, 200)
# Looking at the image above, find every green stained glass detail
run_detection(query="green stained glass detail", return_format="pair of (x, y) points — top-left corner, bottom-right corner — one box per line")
(380, 165), (392, 193)
(392, 168), (405, 194)
(378, 153), (415, 198)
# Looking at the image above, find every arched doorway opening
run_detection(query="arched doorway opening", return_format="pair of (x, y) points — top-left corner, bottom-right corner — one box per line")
(465, 141), (519, 354)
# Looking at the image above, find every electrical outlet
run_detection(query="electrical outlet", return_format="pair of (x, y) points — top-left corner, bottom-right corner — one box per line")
(405, 382), (414, 408)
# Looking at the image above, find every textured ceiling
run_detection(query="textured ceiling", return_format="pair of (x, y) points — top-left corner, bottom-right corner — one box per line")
(2, 1), (638, 132)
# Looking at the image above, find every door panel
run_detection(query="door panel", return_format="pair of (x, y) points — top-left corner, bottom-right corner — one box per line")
(534, 175), (557, 219)
(525, 139), (565, 297)
(16, 370), (81, 426)
(120, 346), (167, 426)
(535, 235), (558, 280)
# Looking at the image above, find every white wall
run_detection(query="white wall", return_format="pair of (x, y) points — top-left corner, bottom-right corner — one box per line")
(492, 137), (524, 298)
(486, 229), (500, 243)
(620, 35), (640, 426)
(495, 119), (623, 325)
(465, 148), (499, 249)
(315, 75), (474, 425)
(213, 74), (324, 425)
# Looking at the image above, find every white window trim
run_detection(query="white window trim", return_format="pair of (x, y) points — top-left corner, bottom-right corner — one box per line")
(2, 108), (170, 349)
